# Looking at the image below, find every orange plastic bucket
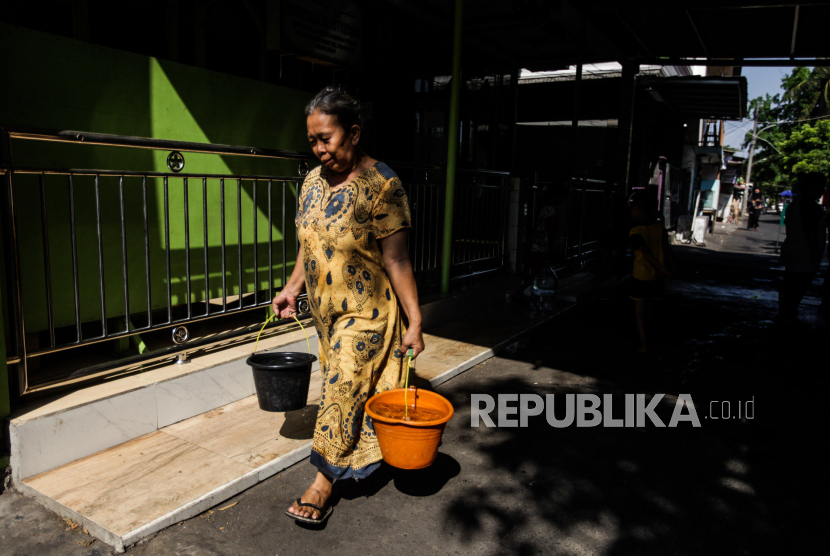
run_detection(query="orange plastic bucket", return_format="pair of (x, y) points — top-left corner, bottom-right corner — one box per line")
(365, 387), (454, 470)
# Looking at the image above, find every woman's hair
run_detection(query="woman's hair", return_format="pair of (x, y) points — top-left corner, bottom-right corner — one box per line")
(305, 87), (362, 131)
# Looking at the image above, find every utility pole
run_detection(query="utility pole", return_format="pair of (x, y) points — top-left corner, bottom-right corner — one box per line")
(742, 108), (759, 216)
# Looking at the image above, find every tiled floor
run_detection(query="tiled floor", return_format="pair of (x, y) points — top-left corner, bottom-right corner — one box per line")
(21, 300), (567, 545)
(24, 377), (321, 537)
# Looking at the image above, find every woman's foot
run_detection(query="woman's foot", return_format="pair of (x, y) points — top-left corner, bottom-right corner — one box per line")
(287, 472), (332, 520)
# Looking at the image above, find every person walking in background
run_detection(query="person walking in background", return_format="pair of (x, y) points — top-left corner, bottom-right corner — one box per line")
(509, 188), (557, 302)
(628, 191), (675, 354)
(727, 196), (740, 224)
(776, 172), (828, 325)
(820, 187), (830, 318)
(747, 186), (765, 231)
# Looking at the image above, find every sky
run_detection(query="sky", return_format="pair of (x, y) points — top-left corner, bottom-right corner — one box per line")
(723, 66), (797, 156)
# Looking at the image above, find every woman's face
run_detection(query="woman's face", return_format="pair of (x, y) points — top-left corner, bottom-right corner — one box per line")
(306, 110), (360, 174)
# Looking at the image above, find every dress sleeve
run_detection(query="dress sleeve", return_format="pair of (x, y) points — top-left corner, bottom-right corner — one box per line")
(372, 177), (412, 239)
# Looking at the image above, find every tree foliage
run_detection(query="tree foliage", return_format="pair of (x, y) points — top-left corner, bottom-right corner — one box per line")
(779, 120), (830, 180)
(743, 66), (830, 187)
(783, 67), (830, 119)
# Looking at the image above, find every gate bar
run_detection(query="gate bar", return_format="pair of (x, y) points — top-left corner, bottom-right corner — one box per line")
(39, 174), (56, 347)
(268, 180), (273, 301)
(183, 178), (192, 319)
(68, 175), (82, 341)
(237, 179), (243, 308)
(282, 182), (287, 289)
(94, 175), (107, 337)
(220, 178), (227, 313)
(2, 154), (29, 394)
(202, 177), (209, 317)
(118, 176), (130, 333)
(164, 177), (172, 323)
(253, 180), (258, 306)
(142, 177), (152, 328)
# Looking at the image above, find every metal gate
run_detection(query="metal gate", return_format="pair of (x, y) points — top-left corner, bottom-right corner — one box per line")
(1, 126), (316, 395)
(1, 127), (513, 395)
(525, 173), (609, 270)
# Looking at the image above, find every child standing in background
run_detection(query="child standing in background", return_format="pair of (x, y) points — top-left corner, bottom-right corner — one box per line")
(629, 192), (675, 353)
(727, 196), (740, 224)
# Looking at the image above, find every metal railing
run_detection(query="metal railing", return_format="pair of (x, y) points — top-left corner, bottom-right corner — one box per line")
(451, 170), (511, 279)
(564, 175), (607, 264)
(398, 167), (511, 285)
(1, 127), (514, 395)
(2, 126), (315, 394)
(526, 173), (609, 270)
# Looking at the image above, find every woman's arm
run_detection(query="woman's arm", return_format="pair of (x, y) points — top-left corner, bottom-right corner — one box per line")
(272, 248), (306, 319)
(379, 230), (425, 358)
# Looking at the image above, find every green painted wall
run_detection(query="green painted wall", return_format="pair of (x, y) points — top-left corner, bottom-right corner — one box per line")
(1, 23), (314, 336)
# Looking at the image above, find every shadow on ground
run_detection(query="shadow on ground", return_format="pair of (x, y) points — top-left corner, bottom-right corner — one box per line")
(432, 238), (826, 555)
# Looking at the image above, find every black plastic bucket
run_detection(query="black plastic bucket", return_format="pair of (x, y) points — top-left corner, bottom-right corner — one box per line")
(247, 352), (317, 412)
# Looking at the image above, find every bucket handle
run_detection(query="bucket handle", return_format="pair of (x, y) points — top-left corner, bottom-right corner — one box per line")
(253, 311), (312, 355)
(404, 348), (414, 420)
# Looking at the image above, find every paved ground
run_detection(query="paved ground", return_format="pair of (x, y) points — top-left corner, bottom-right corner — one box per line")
(2, 212), (826, 556)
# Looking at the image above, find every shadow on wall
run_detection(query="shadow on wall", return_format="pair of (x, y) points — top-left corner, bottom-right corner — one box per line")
(2, 23), (314, 340)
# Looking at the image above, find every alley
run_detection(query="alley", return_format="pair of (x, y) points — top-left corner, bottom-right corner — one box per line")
(2, 212), (825, 556)
(4, 3), (830, 555)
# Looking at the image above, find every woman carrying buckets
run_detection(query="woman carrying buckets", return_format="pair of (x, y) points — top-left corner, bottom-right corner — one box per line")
(272, 87), (425, 524)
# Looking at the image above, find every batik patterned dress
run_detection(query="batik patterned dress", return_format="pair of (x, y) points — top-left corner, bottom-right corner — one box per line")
(295, 161), (411, 480)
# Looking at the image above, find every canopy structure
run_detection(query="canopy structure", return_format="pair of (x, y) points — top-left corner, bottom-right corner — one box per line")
(640, 76), (747, 120)
(394, 1), (830, 72)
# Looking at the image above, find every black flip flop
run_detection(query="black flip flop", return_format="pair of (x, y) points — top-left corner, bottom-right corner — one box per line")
(285, 498), (333, 524)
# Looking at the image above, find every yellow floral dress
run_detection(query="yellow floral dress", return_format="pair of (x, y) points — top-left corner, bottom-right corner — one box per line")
(296, 162), (411, 479)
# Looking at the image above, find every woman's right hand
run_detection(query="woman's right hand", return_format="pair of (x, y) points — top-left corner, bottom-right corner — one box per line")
(272, 284), (303, 319)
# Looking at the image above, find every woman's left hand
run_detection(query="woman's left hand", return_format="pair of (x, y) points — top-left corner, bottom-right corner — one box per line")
(401, 324), (425, 359)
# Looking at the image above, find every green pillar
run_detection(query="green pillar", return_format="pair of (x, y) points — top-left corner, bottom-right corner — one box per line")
(0, 243), (8, 469)
(441, 0), (464, 295)
(0, 311), (8, 470)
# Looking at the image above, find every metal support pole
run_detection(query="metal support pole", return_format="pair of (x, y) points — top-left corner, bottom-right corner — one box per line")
(1, 130), (27, 395)
(508, 68), (519, 176)
(742, 108), (759, 216)
(578, 174), (587, 265)
(615, 61), (639, 193)
(440, 0), (463, 295)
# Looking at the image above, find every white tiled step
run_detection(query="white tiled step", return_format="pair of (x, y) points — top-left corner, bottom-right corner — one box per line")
(20, 381), (321, 551)
(9, 324), (320, 484)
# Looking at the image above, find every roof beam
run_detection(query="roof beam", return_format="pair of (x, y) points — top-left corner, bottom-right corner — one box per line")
(385, 0), (522, 68)
(590, 2), (827, 11)
(616, 11), (652, 57)
(639, 58), (830, 66)
(685, 10), (709, 58)
(790, 6), (800, 58)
